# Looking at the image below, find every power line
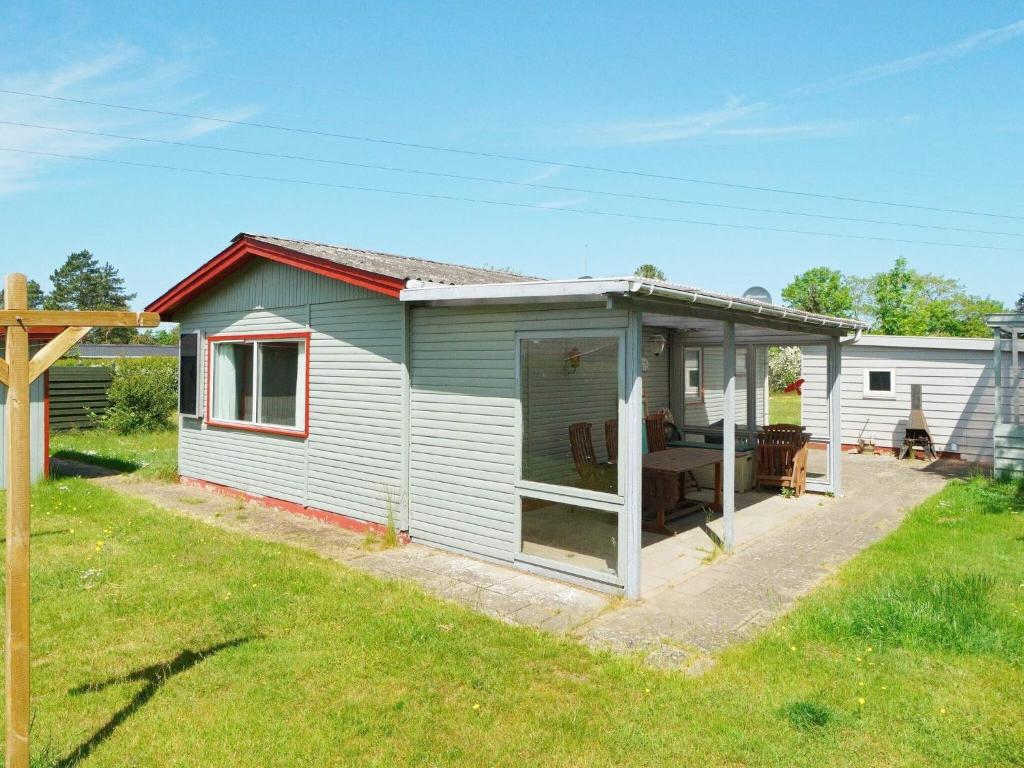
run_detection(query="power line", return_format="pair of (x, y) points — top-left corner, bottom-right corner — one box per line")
(2, 144), (1022, 254)
(4, 119), (1022, 240)
(2, 87), (1022, 222)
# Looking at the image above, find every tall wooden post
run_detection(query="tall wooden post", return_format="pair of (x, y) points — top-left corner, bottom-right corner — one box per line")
(4, 275), (30, 768)
(0, 274), (158, 768)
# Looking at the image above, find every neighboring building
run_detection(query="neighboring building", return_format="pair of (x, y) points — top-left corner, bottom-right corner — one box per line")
(987, 313), (1024, 476)
(73, 343), (178, 359)
(803, 334), (1017, 464)
(148, 233), (860, 597)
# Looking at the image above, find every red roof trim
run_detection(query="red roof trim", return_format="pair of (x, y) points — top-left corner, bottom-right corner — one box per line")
(145, 235), (406, 318)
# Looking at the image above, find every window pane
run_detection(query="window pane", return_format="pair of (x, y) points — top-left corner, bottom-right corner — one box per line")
(179, 332), (198, 416)
(520, 496), (617, 575)
(212, 342), (253, 422)
(684, 349), (701, 399)
(258, 341), (301, 427)
(868, 370), (892, 392)
(520, 336), (620, 493)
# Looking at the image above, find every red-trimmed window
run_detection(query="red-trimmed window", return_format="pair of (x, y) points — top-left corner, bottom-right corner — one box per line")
(206, 332), (309, 436)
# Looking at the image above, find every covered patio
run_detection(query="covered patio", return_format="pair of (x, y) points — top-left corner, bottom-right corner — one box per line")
(402, 277), (866, 598)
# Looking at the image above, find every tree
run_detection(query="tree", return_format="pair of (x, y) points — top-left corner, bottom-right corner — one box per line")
(0, 279), (44, 310)
(872, 257), (1005, 337)
(46, 250), (137, 342)
(635, 264), (666, 280)
(781, 267), (855, 317)
(1016, 292), (1024, 312)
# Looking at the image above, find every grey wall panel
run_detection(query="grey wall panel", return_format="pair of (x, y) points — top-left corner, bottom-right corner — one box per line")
(0, 376), (45, 489)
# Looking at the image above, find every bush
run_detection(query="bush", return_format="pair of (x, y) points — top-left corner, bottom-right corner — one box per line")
(100, 357), (177, 433)
(768, 346), (802, 392)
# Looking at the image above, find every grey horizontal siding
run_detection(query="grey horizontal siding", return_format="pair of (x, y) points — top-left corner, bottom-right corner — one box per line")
(305, 299), (404, 524)
(680, 345), (761, 430)
(995, 423), (1024, 475)
(0, 376), (46, 489)
(176, 259), (404, 523)
(803, 344), (1016, 461)
(409, 303), (628, 563)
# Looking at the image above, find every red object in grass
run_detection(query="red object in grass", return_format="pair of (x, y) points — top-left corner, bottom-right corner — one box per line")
(783, 377), (805, 395)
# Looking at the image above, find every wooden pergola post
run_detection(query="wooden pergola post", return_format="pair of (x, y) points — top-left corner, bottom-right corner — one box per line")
(1, 273), (158, 768)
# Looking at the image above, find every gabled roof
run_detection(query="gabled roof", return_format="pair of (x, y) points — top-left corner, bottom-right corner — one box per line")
(146, 233), (533, 318)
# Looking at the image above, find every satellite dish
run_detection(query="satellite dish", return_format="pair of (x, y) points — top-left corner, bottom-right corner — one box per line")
(743, 286), (773, 304)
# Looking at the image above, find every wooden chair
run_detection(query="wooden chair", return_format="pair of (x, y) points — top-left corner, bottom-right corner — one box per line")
(604, 419), (618, 464)
(645, 414), (668, 452)
(755, 423), (809, 496)
(568, 422), (616, 493)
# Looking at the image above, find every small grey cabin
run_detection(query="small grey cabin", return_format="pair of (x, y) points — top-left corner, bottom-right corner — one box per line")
(149, 233), (863, 597)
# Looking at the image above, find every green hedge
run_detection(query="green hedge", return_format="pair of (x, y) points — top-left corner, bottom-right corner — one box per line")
(100, 357), (177, 433)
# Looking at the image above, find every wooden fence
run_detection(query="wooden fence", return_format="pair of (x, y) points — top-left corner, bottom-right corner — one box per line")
(48, 365), (114, 431)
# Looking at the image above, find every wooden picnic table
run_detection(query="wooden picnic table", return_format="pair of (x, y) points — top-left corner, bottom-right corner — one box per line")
(642, 446), (723, 534)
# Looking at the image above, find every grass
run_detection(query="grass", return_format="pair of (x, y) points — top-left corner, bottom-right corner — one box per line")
(6, 465), (1023, 765)
(49, 429), (178, 481)
(769, 390), (802, 425)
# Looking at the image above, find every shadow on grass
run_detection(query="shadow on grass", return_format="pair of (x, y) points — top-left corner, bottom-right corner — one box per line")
(51, 450), (139, 476)
(58, 637), (254, 767)
(0, 529), (71, 544)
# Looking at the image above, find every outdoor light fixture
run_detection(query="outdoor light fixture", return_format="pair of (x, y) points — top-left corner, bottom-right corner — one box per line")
(650, 333), (667, 356)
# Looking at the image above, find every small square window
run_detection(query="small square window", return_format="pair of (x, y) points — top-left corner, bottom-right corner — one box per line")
(864, 369), (895, 398)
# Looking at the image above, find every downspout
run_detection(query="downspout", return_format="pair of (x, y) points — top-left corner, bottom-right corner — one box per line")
(841, 328), (863, 346)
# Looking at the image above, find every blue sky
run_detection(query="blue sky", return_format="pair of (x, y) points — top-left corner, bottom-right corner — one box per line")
(1, 1), (1022, 310)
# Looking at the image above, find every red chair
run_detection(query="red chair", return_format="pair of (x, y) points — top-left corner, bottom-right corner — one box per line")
(783, 377), (805, 395)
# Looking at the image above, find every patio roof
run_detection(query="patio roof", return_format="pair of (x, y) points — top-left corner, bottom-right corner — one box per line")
(401, 276), (868, 337)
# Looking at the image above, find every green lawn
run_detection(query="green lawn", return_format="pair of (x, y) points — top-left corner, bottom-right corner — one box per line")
(50, 429), (178, 481)
(769, 390), (802, 425)
(6, 458), (1023, 765)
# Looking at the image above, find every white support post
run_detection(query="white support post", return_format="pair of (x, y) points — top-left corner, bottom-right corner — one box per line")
(723, 321), (736, 551)
(623, 311), (644, 598)
(827, 336), (843, 496)
(745, 344), (757, 447)
(1012, 331), (1020, 425)
(993, 328), (1003, 426)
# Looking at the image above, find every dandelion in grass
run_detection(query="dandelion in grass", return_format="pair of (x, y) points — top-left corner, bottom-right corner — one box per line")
(472, 704), (480, 711)
(858, 697), (865, 706)
(790, 646), (797, 652)
(939, 708), (946, 715)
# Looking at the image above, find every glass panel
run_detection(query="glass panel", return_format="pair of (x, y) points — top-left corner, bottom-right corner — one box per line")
(258, 341), (302, 427)
(212, 342), (253, 422)
(520, 336), (620, 493)
(868, 370), (892, 392)
(179, 332), (198, 416)
(520, 496), (617, 575)
(684, 349), (701, 401)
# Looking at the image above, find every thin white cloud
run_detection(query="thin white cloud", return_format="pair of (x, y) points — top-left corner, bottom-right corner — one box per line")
(519, 164), (565, 185)
(793, 19), (1024, 96)
(581, 97), (848, 145)
(577, 20), (1024, 147)
(0, 44), (258, 195)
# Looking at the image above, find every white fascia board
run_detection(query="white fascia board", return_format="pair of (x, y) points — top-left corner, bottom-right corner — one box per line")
(400, 278), (633, 303)
(850, 334), (1001, 351)
(401, 276), (866, 332)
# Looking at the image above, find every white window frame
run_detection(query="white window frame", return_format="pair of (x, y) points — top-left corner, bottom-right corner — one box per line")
(207, 333), (309, 436)
(683, 347), (704, 403)
(863, 368), (896, 399)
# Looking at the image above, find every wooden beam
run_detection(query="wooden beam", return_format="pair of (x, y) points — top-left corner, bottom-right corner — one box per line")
(0, 310), (159, 328)
(0, 358), (8, 388)
(4, 274), (31, 768)
(27, 326), (92, 384)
